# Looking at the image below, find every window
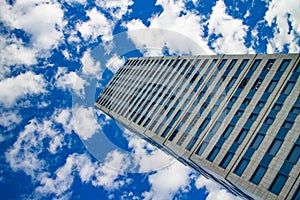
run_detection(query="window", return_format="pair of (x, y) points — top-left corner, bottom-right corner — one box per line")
(235, 110), (243, 117)
(207, 147), (220, 162)
(250, 59), (261, 71)
(265, 117), (275, 125)
(283, 120), (293, 129)
(234, 158), (249, 176)
(242, 98), (250, 105)
(239, 78), (249, 88)
(263, 59), (275, 71)
(249, 113), (258, 120)
(222, 125), (234, 138)
(235, 129), (248, 144)
(286, 144), (300, 164)
(291, 184), (300, 200)
(251, 134), (264, 149)
(282, 81), (295, 95)
(217, 59), (227, 70)
(267, 139), (282, 156)
(219, 152), (234, 168)
(230, 96), (237, 103)
(238, 59), (249, 70)
(291, 106), (300, 115)
(273, 103), (282, 111)
(250, 165), (267, 185)
(256, 101), (265, 108)
(268, 173), (288, 195)
(277, 59), (291, 72)
(294, 61), (300, 72)
(226, 59), (237, 70)
(226, 77), (237, 88)
(266, 80), (278, 93)
(251, 79), (263, 90)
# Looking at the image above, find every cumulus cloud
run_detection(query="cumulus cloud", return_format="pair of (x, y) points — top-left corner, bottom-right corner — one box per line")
(106, 54), (125, 73)
(142, 161), (192, 200)
(195, 175), (241, 200)
(96, 0), (133, 20)
(5, 119), (57, 177)
(0, 71), (47, 108)
(0, 0), (65, 51)
(72, 106), (101, 140)
(0, 35), (37, 72)
(55, 67), (87, 97)
(36, 151), (131, 198)
(0, 110), (22, 128)
(81, 49), (103, 79)
(76, 7), (113, 43)
(207, 0), (250, 54)
(123, 0), (211, 56)
(264, 0), (300, 53)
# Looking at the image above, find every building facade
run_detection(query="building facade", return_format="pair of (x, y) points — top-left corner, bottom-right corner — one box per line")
(95, 54), (300, 200)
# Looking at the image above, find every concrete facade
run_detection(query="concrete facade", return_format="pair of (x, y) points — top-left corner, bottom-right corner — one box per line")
(95, 54), (300, 200)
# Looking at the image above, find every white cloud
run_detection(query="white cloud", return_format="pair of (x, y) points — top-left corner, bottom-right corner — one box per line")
(55, 67), (87, 97)
(81, 49), (103, 79)
(0, 110), (22, 128)
(5, 119), (56, 177)
(65, 0), (86, 5)
(96, 0), (133, 20)
(123, 0), (212, 56)
(195, 175), (241, 200)
(72, 105), (101, 140)
(0, 71), (47, 108)
(0, 35), (37, 70)
(142, 161), (192, 200)
(76, 7), (114, 43)
(264, 0), (300, 53)
(106, 54), (125, 73)
(207, 0), (250, 54)
(0, 0), (65, 51)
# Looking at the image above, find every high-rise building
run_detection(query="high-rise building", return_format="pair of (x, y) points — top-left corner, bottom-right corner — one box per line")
(95, 54), (300, 200)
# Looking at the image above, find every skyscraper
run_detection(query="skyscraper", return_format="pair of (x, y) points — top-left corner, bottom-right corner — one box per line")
(95, 54), (300, 200)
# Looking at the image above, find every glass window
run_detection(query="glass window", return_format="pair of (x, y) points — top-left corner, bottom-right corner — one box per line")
(267, 139), (282, 156)
(238, 59), (249, 70)
(219, 152), (234, 168)
(235, 110), (243, 117)
(242, 98), (250, 105)
(266, 80), (278, 93)
(226, 77), (237, 88)
(249, 113), (258, 120)
(273, 103), (282, 111)
(282, 81), (295, 95)
(291, 106), (300, 115)
(234, 158), (249, 176)
(283, 120), (293, 129)
(265, 117), (275, 125)
(268, 173), (288, 195)
(222, 125), (234, 138)
(235, 129), (248, 144)
(263, 59), (275, 71)
(250, 165), (267, 185)
(217, 59), (227, 70)
(207, 147), (220, 162)
(226, 59), (237, 70)
(277, 59), (291, 72)
(239, 78), (249, 88)
(251, 79), (263, 90)
(294, 61), (300, 72)
(256, 101), (265, 108)
(286, 144), (300, 164)
(251, 134), (264, 149)
(250, 59), (261, 71)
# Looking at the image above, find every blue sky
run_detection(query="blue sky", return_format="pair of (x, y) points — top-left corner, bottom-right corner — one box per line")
(0, 0), (299, 199)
